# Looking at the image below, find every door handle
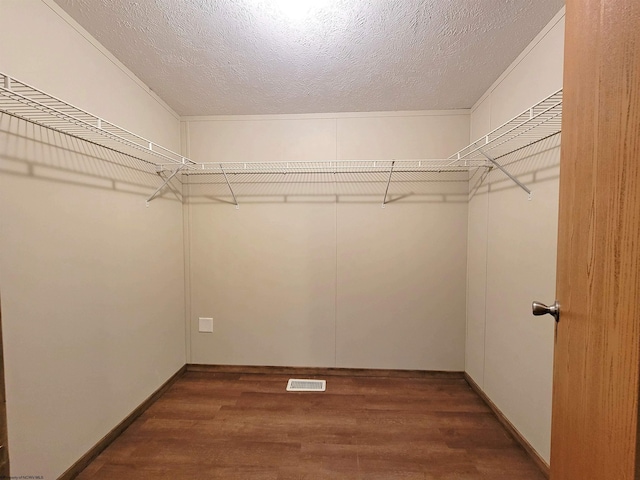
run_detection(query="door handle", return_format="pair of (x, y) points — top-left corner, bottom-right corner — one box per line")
(532, 301), (560, 322)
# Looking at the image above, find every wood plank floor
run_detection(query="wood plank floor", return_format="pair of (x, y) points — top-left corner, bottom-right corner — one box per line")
(77, 370), (546, 480)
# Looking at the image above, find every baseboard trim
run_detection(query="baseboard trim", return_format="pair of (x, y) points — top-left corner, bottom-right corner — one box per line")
(464, 373), (550, 479)
(58, 364), (187, 480)
(187, 363), (464, 379)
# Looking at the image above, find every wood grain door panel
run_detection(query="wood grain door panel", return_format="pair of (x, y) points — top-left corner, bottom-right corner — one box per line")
(0, 296), (8, 477)
(551, 1), (640, 478)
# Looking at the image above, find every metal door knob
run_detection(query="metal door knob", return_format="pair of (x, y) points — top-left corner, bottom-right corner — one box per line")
(532, 301), (560, 322)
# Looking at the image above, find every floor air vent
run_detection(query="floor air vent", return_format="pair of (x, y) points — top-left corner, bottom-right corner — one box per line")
(286, 379), (326, 392)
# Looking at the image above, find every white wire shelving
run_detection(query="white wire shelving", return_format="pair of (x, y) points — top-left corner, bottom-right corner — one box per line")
(0, 71), (562, 207)
(448, 89), (562, 197)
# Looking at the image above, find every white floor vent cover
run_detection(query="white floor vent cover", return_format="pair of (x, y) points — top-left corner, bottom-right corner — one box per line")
(286, 379), (326, 392)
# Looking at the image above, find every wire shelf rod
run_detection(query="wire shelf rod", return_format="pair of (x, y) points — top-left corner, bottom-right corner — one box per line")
(187, 159), (491, 175)
(0, 108), (159, 169)
(447, 89), (562, 165)
(181, 169), (475, 177)
(470, 110), (562, 159)
(0, 72), (194, 168)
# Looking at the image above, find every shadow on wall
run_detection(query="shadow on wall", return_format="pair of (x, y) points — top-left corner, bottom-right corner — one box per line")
(0, 113), (182, 203)
(0, 113), (561, 207)
(469, 134), (561, 199)
(184, 134), (561, 207)
(1, 112), (464, 207)
(183, 169), (472, 206)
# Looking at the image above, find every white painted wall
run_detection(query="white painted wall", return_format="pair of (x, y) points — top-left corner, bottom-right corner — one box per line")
(183, 111), (470, 370)
(465, 9), (565, 464)
(0, 0), (565, 475)
(0, 1), (185, 478)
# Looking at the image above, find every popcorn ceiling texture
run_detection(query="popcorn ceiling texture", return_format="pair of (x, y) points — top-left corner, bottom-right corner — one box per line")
(53, 0), (564, 116)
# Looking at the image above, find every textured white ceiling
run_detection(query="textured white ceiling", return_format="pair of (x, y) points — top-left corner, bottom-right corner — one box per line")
(53, 0), (564, 116)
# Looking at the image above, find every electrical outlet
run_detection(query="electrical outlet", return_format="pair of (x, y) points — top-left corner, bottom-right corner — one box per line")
(198, 317), (214, 333)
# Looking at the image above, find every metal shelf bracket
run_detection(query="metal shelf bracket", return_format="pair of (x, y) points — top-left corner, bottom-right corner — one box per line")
(220, 164), (239, 209)
(382, 160), (396, 208)
(478, 148), (532, 198)
(146, 164), (186, 206)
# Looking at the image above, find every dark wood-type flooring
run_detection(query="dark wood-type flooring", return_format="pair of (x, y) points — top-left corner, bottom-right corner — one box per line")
(77, 369), (546, 479)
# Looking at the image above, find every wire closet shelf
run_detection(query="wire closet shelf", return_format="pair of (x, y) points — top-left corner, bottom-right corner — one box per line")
(0, 71), (562, 205)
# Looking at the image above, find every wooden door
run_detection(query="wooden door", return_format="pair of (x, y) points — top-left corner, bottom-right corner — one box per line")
(550, 0), (640, 478)
(0, 297), (8, 477)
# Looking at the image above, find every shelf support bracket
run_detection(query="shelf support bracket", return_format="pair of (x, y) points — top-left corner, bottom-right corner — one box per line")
(146, 164), (185, 206)
(478, 148), (532, 199)
(382, 160), (396, 208)
(220, 164), (239, 209)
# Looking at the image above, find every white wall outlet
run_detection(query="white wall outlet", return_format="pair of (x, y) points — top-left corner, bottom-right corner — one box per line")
(198, 317), (214, 333)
